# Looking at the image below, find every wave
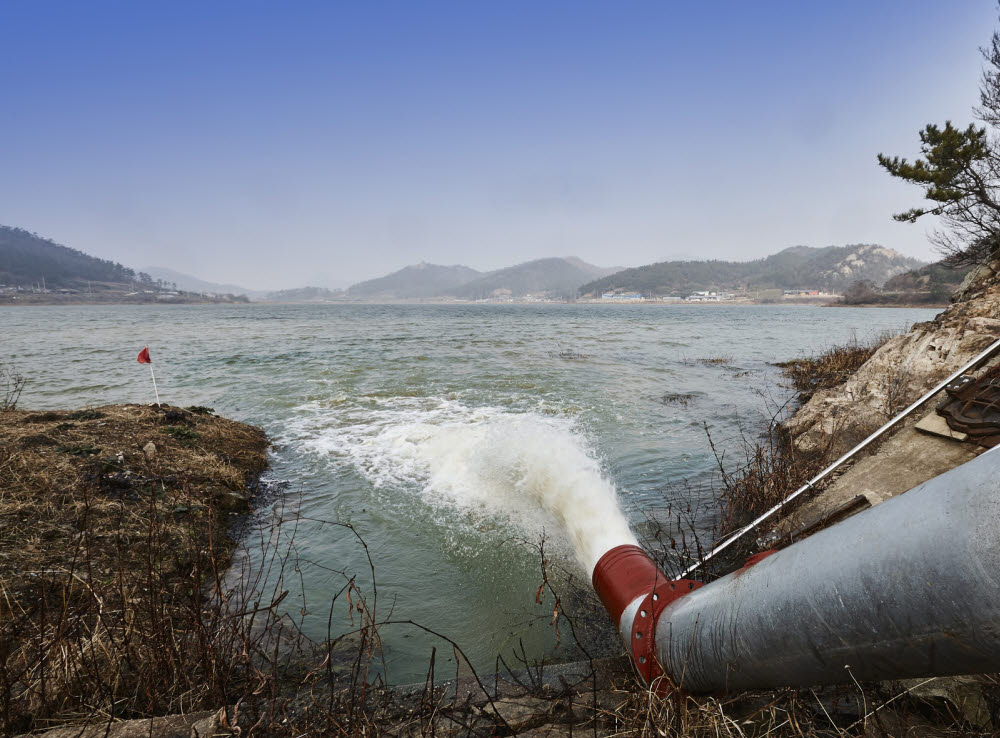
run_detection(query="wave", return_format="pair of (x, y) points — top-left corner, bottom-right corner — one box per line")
(283, 398), (637, 574)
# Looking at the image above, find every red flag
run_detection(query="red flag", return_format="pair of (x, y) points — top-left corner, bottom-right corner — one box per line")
(137, 347), (151, 364)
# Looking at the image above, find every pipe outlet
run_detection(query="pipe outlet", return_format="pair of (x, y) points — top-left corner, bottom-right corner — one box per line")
(591, 544), (703, 687)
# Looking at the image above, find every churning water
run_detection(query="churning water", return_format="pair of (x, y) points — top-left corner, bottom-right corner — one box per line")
(289, 400), (638, 575)
(2, 303), (940, 681)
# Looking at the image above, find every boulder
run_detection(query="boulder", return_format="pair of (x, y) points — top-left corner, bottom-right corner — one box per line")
(216, 489), (250, 512)
(16, 708), (228, 738)
(785, 268), (1000, 458)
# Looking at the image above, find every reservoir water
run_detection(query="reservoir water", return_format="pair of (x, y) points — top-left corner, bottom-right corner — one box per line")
(2, 303), (940, 682)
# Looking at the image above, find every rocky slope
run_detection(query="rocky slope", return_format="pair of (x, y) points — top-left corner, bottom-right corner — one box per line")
(579, 243), (924, 297)
(785, 256), (1000, 457)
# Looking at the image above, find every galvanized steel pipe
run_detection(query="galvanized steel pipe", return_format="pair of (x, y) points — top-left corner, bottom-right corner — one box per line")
(593, 448), (1000, 692)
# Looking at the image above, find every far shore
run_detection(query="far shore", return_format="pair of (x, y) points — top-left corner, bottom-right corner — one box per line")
(1, 296), (951, 309)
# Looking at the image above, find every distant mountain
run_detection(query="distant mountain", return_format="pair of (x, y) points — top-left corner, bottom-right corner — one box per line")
(343, 257), (619, 301)
(346, 263), (482, 300)
(0, 225), (247, 304)
(143, 266), (265, 299)
(579, 245), (925, 297)
(454, 257), (616, 299)
(0, 225), (137, 287)
(562, 256), (623, 278)
(263, 286), (345, 302)
(846, 260), (974, 305)
(882, 261), (972, 293)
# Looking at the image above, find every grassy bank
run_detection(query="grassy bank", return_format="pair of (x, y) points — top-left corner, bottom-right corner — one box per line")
(0, 404), (267, 733)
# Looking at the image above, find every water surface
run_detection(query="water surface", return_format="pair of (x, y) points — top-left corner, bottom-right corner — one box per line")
(2, 303), (939, 681)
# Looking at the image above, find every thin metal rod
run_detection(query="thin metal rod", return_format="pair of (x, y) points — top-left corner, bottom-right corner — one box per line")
(149, 364), (161, 406)
(681, 334), (1000, 578)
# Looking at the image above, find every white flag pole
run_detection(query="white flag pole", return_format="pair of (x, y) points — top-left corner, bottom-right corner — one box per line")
(149, 363), (161, 406)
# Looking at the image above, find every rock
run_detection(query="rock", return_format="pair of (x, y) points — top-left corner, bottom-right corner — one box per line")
(861, 709), (954, 738)
(479, 696), (554, 733)
(15, 709), (227, 738)
(142, 441), (157, 460)
(515, 726), (572, 738)
(785, 270), (1000, 458)
(189, 707), (230, 737)
(217, 489), (250, 512)
(953, 256), (1000, 303)
(903, 675), (993, 730)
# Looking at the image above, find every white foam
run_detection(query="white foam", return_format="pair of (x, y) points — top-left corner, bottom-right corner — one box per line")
(284, 398), (637, 575)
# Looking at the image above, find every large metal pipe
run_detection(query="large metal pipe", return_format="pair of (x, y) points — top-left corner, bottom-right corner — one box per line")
(593, 448), (1000, 692)
(681, 335), (1000, 579)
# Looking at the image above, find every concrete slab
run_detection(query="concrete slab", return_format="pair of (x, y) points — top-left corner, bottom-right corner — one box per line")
(915, 411), (969, 442)
(772, 418), (982, 540)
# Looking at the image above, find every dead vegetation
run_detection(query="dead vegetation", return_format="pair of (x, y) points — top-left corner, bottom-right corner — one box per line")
(0, 361), (25, 412)
(0, 403), (268, 733)
(776, 329), (902, 403)
(708, 421), (825, 550)
(609, 675), (1000, 738)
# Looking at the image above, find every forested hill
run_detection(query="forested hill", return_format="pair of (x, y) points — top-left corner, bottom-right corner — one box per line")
(0, 226), (138, 287)
(345, 257), (618, 300)
(0, 226), (247, 304)
(579, 244), (925, 296)
(452, 257), (614, 299)
(346, 263), (482, 299)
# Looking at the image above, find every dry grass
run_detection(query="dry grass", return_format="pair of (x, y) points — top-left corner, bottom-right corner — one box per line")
(0, 403), (268, 733)
(776, 329), (901, 403)
(0, 403), (265, 609)
(609, 675), (1000, 737)
(699, 355), (734, 366)
(707, 421), (825, 547)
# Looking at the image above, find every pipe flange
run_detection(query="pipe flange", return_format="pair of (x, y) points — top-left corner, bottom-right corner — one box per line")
(630, 578), (703, 687)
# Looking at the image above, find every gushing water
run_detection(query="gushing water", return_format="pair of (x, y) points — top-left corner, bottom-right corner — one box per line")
(290, 399), (638, 574)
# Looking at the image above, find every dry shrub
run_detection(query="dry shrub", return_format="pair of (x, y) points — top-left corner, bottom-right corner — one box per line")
(777, 329), (902, 403)
(612, 676), (997, 738)
(703, 420), (825, 560)
(0, 361), (25, 412)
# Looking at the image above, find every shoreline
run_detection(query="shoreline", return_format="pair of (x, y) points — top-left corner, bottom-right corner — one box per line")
(0, 296), (249, 306)
(2, 297), (944, 309)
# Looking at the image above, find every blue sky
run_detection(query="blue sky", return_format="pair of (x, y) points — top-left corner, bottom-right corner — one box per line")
(0, 1), (995, 289)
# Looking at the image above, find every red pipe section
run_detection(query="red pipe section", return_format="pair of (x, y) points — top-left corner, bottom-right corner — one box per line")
(591, 544), (703, 687)
(591, 545), (665, 624)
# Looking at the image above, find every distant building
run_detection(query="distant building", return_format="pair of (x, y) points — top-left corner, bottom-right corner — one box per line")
(602, 292), (644, 301)
(783, 289), (833, 299)
(685, 291), (734, 302)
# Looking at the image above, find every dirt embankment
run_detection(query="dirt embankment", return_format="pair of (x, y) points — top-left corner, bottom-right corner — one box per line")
(0, 404), (267, 734)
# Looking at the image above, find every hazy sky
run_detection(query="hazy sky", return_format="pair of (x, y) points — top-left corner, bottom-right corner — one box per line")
(1, 1), (995, 290)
